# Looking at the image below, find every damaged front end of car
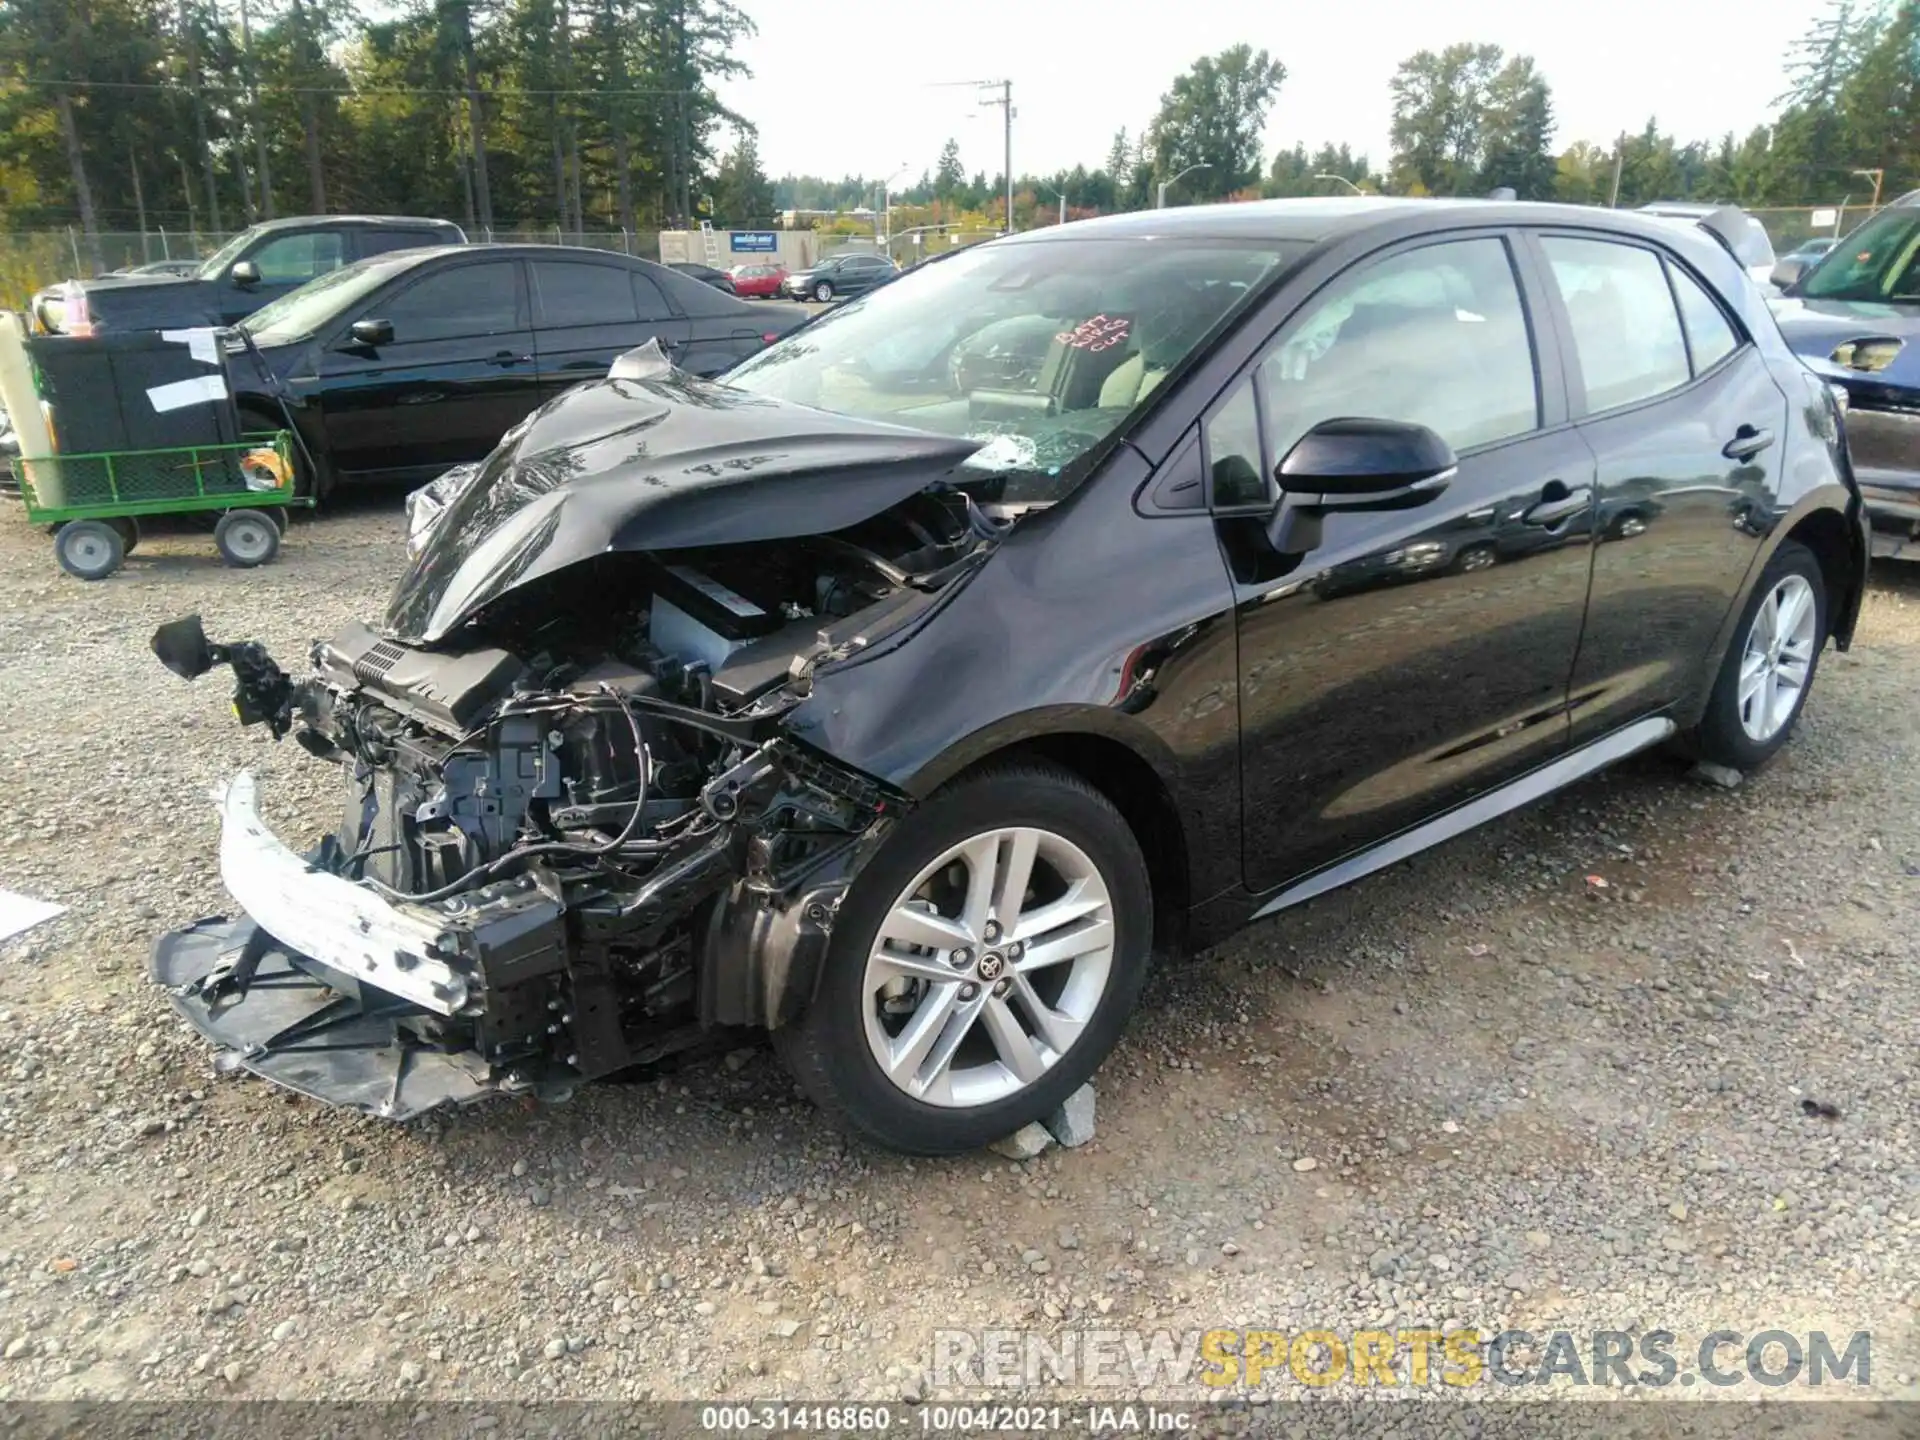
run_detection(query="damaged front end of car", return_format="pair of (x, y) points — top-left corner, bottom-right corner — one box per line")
(149, 370), (996, 1119)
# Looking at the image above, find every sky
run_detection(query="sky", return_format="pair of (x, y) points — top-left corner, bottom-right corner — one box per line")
(714, 0), (1826, 185)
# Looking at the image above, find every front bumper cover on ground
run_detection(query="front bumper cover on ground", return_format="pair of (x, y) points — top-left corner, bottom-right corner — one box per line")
(151, 917), (501, 1119)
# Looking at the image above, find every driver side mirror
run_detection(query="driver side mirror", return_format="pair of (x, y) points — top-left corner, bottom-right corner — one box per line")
(349, 318), (394, 348)
(1266, 417), (1456, 554)
(230, 260), (260, 290)
(1769, 257), (1809, 292)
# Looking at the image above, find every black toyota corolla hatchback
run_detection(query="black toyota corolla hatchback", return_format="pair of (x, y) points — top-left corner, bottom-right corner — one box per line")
(154, 198), (1866, 1155)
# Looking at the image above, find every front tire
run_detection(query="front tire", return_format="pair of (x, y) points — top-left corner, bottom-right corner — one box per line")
(776, 764), (1151, 1155)
(813, 280), (834, 303)
(1691, 539), (1826, 770)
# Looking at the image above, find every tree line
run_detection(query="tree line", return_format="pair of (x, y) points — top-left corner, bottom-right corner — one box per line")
(1, 0), (1915, 266)
(0, 0), (758, 267)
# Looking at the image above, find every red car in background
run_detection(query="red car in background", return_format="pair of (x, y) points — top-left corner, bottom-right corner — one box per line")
(729, 262), (789, 298)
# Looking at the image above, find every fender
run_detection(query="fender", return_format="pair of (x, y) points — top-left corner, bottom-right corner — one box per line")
(894, 702), (1188, 800)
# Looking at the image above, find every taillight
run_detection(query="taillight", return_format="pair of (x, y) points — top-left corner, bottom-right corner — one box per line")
(63, 282), (94, 337)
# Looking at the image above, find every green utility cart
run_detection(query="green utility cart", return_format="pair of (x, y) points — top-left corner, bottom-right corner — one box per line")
(14, 432), (305, 581)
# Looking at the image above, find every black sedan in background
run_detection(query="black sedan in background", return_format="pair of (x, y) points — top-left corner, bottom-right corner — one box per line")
(229, 245), (808, 498)
(782, 250), (899, 302)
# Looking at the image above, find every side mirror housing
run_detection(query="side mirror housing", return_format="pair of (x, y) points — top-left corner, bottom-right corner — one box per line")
(1770, 257), (1809, 292)
(151, 614), (217, 679)
(230, 259), (261, 290)
(349, 318), (394, 348)
(1267, 417), (1456, 553)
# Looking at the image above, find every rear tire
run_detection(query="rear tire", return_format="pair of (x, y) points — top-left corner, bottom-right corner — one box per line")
(54, 519), (124, 581)
(1691, 540), (1826, 770)
(214, 508), (281, 568)
(775, 763), (1151, 1156)
(106, 515), (140, 554)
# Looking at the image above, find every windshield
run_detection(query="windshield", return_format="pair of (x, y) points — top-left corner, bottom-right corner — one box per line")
(723, 236), (1300, 503)
(195, 227), (262, 280)
(1799, 208), (1920, 301)
(239, 256), (415, 345)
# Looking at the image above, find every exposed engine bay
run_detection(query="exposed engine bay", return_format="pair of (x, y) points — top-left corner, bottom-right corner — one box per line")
(151, 483), (994, 1119)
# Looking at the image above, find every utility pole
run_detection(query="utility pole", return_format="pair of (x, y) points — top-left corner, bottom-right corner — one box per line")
(1608, 132), (1625, 209)
(979, 80), (1013, 234)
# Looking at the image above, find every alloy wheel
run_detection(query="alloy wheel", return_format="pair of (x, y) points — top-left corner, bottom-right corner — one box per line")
(1457, 546), (1496, 572)
(861, 826), (1115, 1109)
(1737, 573), (1818, 742)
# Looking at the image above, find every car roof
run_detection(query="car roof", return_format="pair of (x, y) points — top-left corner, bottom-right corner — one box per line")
(996, 195), (1739, 250)
(357, 243), (669, 265)
(248, 214), (462, 233)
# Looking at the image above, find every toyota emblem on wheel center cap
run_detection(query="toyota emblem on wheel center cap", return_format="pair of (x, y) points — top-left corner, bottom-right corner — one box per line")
(977, 952), (1005, 981)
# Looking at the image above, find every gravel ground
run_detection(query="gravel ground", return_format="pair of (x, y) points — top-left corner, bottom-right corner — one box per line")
(0, 498), (1917, 1415)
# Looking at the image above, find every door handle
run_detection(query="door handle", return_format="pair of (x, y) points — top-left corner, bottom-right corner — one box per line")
(1522, 484), (1593, 527)
(1722, 425), (1775, 461)
(489, 350), (532, 367)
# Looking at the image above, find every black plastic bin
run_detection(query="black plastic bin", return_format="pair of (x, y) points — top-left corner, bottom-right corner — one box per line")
(29, 330), (244, 458)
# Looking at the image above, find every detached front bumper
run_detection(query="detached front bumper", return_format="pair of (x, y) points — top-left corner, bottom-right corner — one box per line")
(151, 771), (572, 1119)
(214, 771), (470, 1014)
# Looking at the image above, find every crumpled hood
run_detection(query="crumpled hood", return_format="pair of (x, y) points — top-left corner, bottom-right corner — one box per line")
(383, 371), (983, 644)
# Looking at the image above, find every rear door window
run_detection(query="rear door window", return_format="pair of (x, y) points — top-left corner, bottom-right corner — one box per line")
(531, 262), (642, 328)
(1541, 236), (1690, 412)
(632, 271), (675, 322)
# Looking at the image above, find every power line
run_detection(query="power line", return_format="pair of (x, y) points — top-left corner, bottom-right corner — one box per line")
(6, 76), (701, 98)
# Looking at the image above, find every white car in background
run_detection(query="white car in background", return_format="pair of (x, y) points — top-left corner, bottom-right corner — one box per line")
(1638, 202), (1780, 290)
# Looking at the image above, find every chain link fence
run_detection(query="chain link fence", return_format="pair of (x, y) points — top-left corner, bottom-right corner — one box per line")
(3, 205), (1894, 311)
(0, 227), (663, 309)
(1747, 205), (1882, 254)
